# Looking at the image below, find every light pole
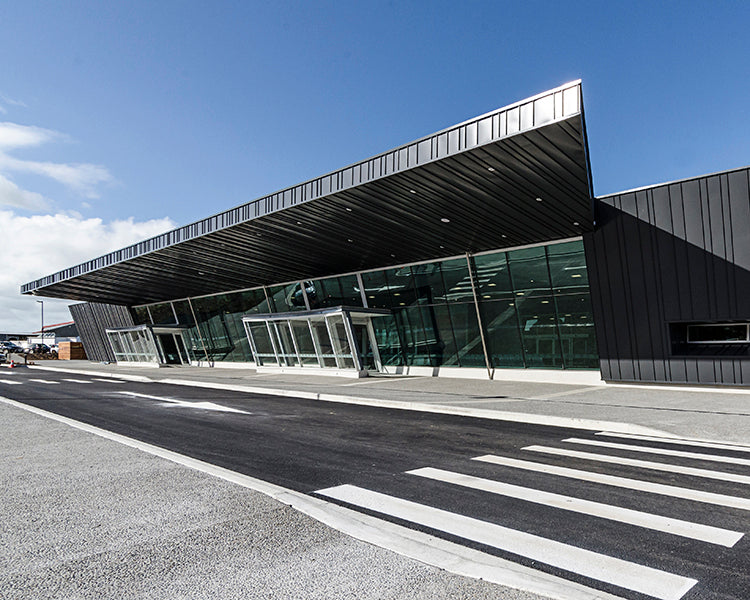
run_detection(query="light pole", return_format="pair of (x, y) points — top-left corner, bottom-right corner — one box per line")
(36, 300), (43, 344)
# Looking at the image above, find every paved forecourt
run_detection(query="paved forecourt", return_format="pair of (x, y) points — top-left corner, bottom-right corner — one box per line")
(4, 368), (750, 599)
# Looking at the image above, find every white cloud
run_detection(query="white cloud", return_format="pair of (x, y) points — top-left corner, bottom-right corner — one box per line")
(0, 122), (61, 150)
(0, 210), (175, 332)
(0, 121), (112, 204)
(0, 174), (49, 210)
(0, 154), (112, 198)
(0, 94), (27, 110)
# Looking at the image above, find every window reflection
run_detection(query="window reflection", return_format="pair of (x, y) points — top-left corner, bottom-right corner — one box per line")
(132, 239), (598, 370)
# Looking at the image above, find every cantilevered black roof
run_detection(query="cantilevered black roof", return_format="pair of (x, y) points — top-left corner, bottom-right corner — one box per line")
(22, 81), (593, 306)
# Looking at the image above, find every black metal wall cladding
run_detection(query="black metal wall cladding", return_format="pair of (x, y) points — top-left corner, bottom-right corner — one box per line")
(69, 302), (134, 362)
(584, 166), (750, 385)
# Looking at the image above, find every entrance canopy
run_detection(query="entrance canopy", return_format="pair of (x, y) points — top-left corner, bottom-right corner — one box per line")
(243, 306), (390, 376)
(23, 81), (593, 306)
(106, 324), (191, 365)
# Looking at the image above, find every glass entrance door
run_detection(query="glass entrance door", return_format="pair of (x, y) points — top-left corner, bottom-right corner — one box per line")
(153, 330), (190, 365)
(156, 333), (182, 364)
(107, 325), (191, 366)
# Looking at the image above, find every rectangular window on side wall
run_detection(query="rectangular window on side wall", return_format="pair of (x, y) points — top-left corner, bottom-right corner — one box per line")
(671, 322), (750, 357)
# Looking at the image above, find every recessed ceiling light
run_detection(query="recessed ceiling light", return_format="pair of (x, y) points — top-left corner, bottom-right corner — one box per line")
(488, 283), (496, 287)
(516, 292), (524, 296)
(440, 217), (450, 223)
(487, 167), (495, 172)
(573, 221), (579, 226)
(399, 302), (405, 306)
(483, 295), (491, 299)
(541, 300), (549, 304)
(390, 254), (396, 258)
(345, 207), (353, 212)
(347, 238), (353, 243)
(571, 274), (582, 278)
(296, 221), (302, 225)
(501, 234), (507, 238)
(410, 189), (417, 194)
(535, 197), (543, 202)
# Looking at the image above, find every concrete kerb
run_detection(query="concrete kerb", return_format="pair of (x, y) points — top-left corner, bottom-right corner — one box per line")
(28, 364), (672, 437)
(0, 395), (628, 600)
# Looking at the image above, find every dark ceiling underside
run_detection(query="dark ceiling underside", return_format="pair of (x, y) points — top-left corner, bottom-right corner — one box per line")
(23, 113), (593, 306)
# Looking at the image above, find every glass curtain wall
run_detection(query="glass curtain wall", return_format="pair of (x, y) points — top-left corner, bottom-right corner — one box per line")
(129, 239), (598, 369)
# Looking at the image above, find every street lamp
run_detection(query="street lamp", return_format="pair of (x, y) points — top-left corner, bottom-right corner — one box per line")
(36, 300), (43, 343)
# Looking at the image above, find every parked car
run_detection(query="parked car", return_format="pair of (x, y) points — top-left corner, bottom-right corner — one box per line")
(27, 343), (50, 354)
(0, 341), (24, 355)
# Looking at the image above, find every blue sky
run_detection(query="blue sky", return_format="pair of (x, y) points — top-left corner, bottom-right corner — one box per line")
(1, 0), (750, 330)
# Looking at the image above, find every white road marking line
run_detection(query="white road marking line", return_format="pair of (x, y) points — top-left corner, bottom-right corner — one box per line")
(0, 396), (634, 600)
(116, 391), (251, 414)
(28, 379), (59, 385)
(92, 378), (126, 383)
(564, 438), (750, 467)
(62, 378), (92, 384)
(596, 431), (750, 454)
(524, 446), (750, 486)
(474, 455), (750, 511)
(530, 386), (602, 400)
(316, 484), (697, 600)
(408, 467), (742, 547)
(0, 379), (21, 385)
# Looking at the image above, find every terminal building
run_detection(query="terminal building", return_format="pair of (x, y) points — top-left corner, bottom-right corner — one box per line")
(21, 81), (750, 386)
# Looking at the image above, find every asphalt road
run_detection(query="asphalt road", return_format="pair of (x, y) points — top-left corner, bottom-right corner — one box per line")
(3, 368), (750, 600)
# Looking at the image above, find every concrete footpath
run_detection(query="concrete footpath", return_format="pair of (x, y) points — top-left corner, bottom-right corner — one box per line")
(4, 361), (750, 600)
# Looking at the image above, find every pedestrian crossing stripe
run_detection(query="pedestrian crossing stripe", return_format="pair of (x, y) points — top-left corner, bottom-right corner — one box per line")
(317, 484), (698, 600)
(524, 445), (750, 486)
(596, 431), (750, 454)
(407, 466), (742, 547)
(473, 454), (750, 511)
(564, 437), (750, 467)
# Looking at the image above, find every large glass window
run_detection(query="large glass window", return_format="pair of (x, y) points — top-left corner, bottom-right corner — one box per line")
(439, 258), (474, 303)
(130, 240), (598, 371)
(555, 293), (598, 368)
(268, 282), (306, 312)
(474, 253), (514, 298)
(167, 288), (271, 363)
(360, 270), (393, 309)
(149, 302), (177, 325)
(131, 306), (151, 325)
(308, 275), (363, 308)
(480, 298), (525, 367)
(548, 241), (589, 293)
(508, 246), (550, 297)
(516, 295), (562, 368)
(447, 302), (485, 367)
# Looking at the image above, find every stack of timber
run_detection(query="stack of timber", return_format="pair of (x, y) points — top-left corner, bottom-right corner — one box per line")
(58, 342), (87, 360)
